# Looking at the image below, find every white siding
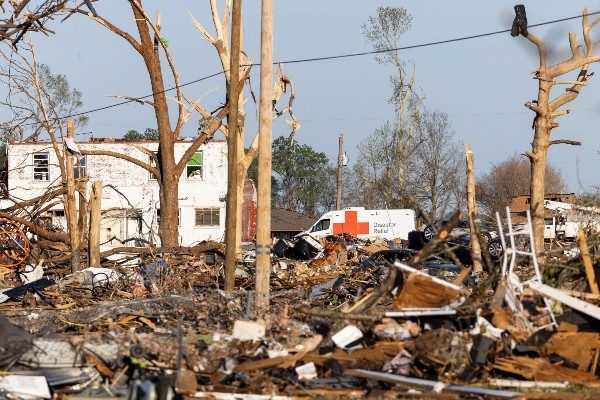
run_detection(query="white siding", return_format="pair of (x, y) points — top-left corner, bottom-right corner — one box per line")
(6, 140), (228, 247)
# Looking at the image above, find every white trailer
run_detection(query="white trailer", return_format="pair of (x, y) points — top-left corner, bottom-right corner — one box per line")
(298, 207), (416, 240)
(544, 200), (600, 240)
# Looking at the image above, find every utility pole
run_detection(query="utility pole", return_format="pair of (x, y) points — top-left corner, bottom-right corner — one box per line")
(224, 0), (243, 292)
(336, 133), (344, 210)
(255, 0), (273, 313)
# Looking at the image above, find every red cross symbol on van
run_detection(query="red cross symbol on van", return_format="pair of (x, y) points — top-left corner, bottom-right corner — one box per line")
(332, 210), (370, 236)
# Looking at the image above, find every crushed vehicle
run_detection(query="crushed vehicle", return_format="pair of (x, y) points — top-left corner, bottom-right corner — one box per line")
(359, 248), (457, 273)
(421, 219), (503, 262)
(447, 233), (504, 263)
(422, 218), (499, 243)
(359, 248), (467, 283)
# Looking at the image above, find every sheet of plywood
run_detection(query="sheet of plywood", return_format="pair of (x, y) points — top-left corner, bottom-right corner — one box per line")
(394, 273), (462, 308)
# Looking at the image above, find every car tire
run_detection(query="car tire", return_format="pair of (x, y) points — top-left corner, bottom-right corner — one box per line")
(423, 226), (435, 243)
(483, 232), (491, 244)
(488, 239), (503, 259)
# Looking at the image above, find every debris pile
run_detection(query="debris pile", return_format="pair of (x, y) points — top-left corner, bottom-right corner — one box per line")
(2, 216), (600, 398)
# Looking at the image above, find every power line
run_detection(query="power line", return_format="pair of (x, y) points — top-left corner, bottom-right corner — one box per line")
(276, 11), (600, 65)
(28, 9), (600, 125)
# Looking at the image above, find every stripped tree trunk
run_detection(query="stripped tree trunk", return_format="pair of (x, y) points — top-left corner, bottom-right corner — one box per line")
(522, 8), (600, 255)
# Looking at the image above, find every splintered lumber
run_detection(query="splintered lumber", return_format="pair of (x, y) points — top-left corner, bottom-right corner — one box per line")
(452, 266), (472, 286)
(191, 393), (293, 399)
(233, 355), (290, 372)
(544, 332), (600, 371)
(344, 369), (517, 398)
(336, 211), (463, 316)
(286, 389), (365, 397)
(295, 306), (381, 321)
(578, 229), (599, 295)
(234, 342), (405, 372)
(393, 263), (468, 309)
(493, 356), (600, 385)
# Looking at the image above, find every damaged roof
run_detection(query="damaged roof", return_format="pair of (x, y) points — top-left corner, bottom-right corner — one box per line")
(271, 208), (316, 233)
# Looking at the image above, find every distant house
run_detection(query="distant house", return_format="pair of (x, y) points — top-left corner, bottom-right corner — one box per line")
(271, 208), (316, 239)
(2, 139), (231, 248)
(509, 193), (577, 223)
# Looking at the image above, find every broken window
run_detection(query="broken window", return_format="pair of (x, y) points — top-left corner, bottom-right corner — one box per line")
(186, 151), (203, 179)
(195, 208), (219, 226)
(149, 153), (158, 181)
(33, 152), (49, 181)
(74, 155), (87, 179)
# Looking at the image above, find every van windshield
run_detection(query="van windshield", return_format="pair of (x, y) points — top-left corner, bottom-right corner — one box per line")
(311, 219), (330, 232)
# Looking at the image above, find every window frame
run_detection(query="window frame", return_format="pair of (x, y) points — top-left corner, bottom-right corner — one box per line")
(311, 219), (330, 232)
(195, 207), (220, 227)
(186, 151), (203, 179)
(149, 152), (158, 181)
(33, 152), (50, 181)
(73, 155), (87, 179)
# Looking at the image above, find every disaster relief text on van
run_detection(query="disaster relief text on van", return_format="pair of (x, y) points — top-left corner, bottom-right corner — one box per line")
(299, 207), (416, 241)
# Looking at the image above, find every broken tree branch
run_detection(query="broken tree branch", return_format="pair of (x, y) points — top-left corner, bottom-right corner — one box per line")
(80, 149), (159, 178)
(0, 211), (69, 244)
(548, 139), (582, 146)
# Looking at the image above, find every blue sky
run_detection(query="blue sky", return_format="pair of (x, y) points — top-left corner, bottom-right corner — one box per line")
(29, 1), (600, 192)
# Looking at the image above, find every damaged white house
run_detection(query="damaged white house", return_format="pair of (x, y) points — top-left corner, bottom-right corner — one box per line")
(2, 139), (228, 247)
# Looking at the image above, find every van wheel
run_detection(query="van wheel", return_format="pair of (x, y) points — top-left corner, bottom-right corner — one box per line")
(423, 226), (435, 243)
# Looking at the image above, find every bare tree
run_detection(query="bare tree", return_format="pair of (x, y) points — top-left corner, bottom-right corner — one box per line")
(0, 50), (88, 142)
(408, 110), (462, 222)
(354, 7), (424, 210)
(69, 1), (229, 247)
(0, 0), (72, 45)
(190, 1), (297, 264)
(0, 37), (68, 171)
(351, 122), (420, 209)
(0, 37), (72, 245)
(476, 154), (566, 216)
(516, 7), (600, 251)
(363, 6), (417, 133)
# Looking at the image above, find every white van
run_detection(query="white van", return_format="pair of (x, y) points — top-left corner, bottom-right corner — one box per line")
(299, 207), (416, 240)
(544, 216), (579, 241)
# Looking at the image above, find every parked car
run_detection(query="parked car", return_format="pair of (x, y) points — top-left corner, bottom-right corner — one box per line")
(423, 219), (499, 245)
(360, 248), (458, 273)
(445, 233), (504, 265)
